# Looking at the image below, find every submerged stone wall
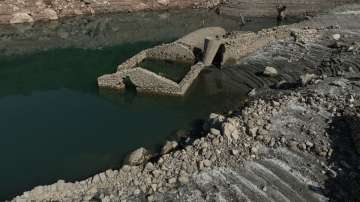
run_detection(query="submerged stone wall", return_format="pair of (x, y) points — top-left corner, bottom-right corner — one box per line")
(223, 27), (292, 64)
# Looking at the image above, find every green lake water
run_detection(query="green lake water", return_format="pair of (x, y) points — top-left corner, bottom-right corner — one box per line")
(0, 10), (300, 200)
(139, 58), (192, 83)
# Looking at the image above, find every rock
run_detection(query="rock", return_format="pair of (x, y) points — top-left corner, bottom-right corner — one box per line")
(92, 174), (100, 183)
(210, 128), (221, 136)
(161, 141), (178, 155)
(145, 162), (155, 171)
(152, 169), (162, 177)
(276, 80), (287, 89)
(327, 169), (337, 178)
(332, 34), (341, 40)
(331, 79), (347, 88)
(212, 137), (220, 146)
(10, 13), (34, 24)
(305, 141), (314, 148)
(248, 89), (256, 96)
(168, 177), (177, 184)
(315, 145), (327, 157)
(231, 149), (239, 156)
(157, 0), (170, 6)
(249, 127), (258, 137)
(231, 131), (240, 140)
(42, 8), (58, 20)
(222, 122), (237, 139)
(250, 146), (258, 154)
(82, 0), (93, 4)
(298, 143), (307, 151)
(205, 113), (225, 130)
(300, 73), (317, 86)
(199, 160), (212, 170)
(263, 66), (278, 77)
(126, 147), (151, 166)
(288, 141), (298, 151)
(147, 195), (155, 201)
(151, 183), (157, 191)
(178, 176), (189, 184)
(134, 189), (141, 195)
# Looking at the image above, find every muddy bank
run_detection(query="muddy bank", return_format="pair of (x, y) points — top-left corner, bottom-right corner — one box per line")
(11, 4), (360, 202)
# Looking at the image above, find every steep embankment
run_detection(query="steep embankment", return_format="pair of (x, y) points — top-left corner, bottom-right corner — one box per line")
(11, 4), (360, 202)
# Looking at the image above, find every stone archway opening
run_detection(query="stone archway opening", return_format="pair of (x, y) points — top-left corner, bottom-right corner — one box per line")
(212, 44), (225, 69)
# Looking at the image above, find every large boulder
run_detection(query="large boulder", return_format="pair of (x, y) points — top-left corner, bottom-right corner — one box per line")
(126, 147), (151, 166)
(10, 13), (34, 24)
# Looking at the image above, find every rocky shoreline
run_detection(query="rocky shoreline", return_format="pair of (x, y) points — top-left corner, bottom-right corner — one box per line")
(1, 0), (358, 25)
(0, 0), (221, 24)
(10, 4), (360, 202)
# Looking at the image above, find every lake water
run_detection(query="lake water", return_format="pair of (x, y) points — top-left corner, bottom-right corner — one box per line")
(0, 10), (299, 200)
(139, 58), (193, 83)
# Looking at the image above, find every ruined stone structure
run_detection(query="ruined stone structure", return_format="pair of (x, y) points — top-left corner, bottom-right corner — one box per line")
(97, 27), (226, 95)
(97, 25), (302, 95)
